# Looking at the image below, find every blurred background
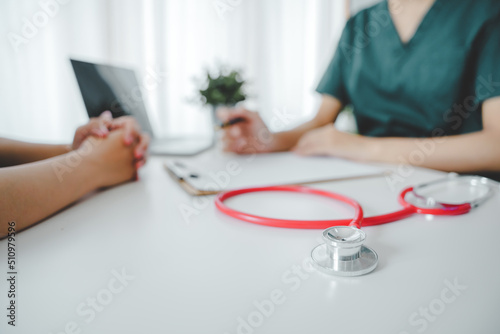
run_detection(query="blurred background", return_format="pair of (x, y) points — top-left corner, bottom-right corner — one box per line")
(0, 0), (378, 143)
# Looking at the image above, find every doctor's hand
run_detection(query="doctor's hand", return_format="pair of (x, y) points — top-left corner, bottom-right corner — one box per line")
(217, 107), (278, 154)
(292, 124), (370, 161)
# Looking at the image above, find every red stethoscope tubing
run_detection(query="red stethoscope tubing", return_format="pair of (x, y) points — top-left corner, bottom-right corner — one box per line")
(214, 186), (472, 229)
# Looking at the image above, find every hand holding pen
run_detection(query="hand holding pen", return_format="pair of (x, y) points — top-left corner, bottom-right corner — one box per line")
(216, 116), (247, 130)
(216, 107), (277, 154)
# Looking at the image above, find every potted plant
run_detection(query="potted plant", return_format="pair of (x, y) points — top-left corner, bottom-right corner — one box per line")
(193, 67), (248, 148)
(196, 67), (247, 120)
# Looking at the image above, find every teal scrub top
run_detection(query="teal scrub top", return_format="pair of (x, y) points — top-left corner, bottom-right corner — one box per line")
(317, 0), (500, 138)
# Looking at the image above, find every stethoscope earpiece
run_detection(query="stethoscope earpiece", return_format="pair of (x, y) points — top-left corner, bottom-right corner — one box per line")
(311, 226), (378, 277)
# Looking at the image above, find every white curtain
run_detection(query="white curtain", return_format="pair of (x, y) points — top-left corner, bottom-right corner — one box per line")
(0, 0), (346, 143)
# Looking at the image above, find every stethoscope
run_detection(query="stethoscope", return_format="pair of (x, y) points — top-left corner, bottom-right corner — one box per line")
(215, 174), (498, 276)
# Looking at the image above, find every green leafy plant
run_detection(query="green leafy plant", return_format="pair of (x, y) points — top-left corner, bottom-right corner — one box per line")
(197, 68), (247, 107)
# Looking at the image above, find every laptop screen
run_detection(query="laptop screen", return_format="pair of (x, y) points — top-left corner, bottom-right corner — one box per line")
(70, 59), (154, 136)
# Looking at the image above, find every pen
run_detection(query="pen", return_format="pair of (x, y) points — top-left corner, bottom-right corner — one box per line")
(216, 117), (246, 130)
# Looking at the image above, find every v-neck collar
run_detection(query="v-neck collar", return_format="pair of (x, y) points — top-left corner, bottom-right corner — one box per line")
(385, 0), (442, 49)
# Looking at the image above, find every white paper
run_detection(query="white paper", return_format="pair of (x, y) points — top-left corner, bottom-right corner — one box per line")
(165, 151), (385, 192)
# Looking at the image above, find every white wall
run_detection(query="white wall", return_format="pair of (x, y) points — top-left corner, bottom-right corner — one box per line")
(350, 0), (383, 15)
(0, 0), (346, 143)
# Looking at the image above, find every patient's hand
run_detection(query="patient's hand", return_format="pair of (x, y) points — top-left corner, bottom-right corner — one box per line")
(72, 111), (113, 150)
(72, 111), (150, 169)
(107, 116), (150, 169)
(79, 129), (138, 188)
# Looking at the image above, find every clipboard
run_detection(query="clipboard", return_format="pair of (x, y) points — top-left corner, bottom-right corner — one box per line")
(164, 160), (219, 196)
(163, 152), (390, 196)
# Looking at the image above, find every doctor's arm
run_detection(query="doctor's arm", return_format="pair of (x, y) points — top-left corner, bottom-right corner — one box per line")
(219, 95), (344, 153)
(294, 96), (500, 173)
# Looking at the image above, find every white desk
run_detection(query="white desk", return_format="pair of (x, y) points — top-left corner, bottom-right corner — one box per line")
(1, 155), (499, 334)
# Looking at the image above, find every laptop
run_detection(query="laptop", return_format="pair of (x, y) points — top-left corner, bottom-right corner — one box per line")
(70, 59), (212, 156)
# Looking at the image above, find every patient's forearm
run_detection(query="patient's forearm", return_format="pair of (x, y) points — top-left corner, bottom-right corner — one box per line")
(0, 138), (70, 167)
(0, 154), (99, 237)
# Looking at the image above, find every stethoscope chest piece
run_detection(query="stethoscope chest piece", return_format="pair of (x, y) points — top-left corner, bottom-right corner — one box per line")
(311, 226), (378, 277)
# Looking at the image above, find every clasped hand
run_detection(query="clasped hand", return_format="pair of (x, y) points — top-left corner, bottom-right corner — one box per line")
(72, 111), (150, 170)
